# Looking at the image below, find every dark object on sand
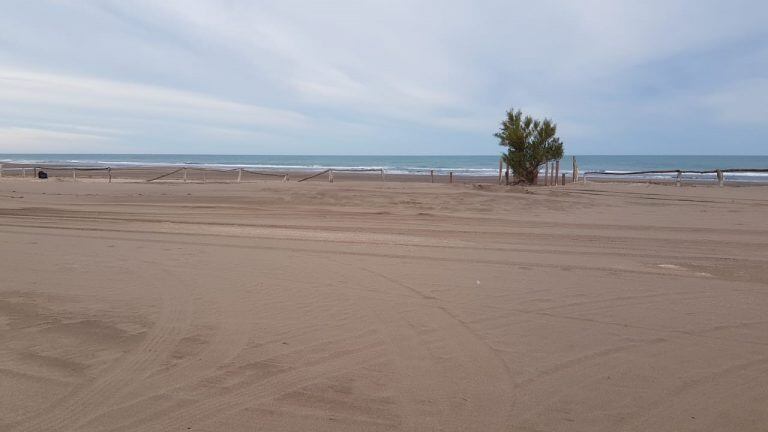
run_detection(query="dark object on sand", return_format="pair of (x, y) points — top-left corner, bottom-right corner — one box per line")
(38, 170), (48, 179)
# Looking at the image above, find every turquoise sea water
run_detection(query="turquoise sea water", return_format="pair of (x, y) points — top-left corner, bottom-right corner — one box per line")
(1, 154), (767, 182)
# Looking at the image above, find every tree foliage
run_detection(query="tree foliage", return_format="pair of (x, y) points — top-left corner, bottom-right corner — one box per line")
(495, 108), (564, 184)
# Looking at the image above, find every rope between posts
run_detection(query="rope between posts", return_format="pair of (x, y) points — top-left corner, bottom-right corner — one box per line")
(722, 168), (768, 173)
(33, 166), (110, 171)
(585, 168), (768, 176)
(297, 169), (331, 182)
(146, 167), (184, 182)
(242, 169), (288, 177)
(195, 167), (239, 173)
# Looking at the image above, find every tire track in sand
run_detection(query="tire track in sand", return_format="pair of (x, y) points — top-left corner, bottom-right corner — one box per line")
(11, 269), (193, 432)
(109, 338), (388, 431)
(347, 263), (515, 431)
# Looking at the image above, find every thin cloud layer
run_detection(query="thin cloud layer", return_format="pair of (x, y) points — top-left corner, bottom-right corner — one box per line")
(0, 0), (766, 154)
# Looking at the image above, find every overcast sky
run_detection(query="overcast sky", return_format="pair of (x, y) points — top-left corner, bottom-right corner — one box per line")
(0, 1), (766, 155)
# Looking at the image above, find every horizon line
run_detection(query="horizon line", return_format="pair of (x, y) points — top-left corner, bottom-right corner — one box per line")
(2, 153), (768, 157)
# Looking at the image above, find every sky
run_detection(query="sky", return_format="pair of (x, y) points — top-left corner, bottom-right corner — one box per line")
(0, 0), (766, 155)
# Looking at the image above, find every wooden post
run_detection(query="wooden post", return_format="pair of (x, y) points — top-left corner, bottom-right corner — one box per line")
(431, 170), (435, 183)
(329, 169), (334, 183)
(183, 168), (188, 183)
(22, 168), (26, 178)
(550, 162), (555, 186)
(549, 162), (554, 185)
(73, 169), (77, 183)
(555, 160), (560, 186)
(380, 168), (385, 181)
(562, 173), (566, 186)
(34, 167), (38, 178)
(549, 161), (557, 186)
(572, 156), (578, 183)
(716, 169), (724, 187)
(237, 168), (243, 183)
(449, 172), (453, 184)
(544, 162), (549, 186)
(676, 170), (682, 187)
(498, 158), (503, 185)
(108, 167), (112, 183)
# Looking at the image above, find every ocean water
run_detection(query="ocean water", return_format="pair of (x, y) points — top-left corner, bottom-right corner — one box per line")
(1, 154), (767, 182)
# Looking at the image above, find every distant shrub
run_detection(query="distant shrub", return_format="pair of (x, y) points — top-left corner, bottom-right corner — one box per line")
(495, 108), (564, 184)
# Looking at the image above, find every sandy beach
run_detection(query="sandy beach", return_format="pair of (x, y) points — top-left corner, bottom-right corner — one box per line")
(1, 176), (767, 431)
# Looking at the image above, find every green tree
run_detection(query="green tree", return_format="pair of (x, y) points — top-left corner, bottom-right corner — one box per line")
(495, 108), (564, 184)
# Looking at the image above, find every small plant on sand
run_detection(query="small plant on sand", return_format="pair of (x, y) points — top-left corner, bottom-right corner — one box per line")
(495, 108), (564, 184)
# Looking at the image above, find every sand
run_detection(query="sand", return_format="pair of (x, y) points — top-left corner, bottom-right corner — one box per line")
(1, 176), (767, 431)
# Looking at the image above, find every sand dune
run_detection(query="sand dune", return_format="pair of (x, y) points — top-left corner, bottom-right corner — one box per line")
(1, 178), (767, 431)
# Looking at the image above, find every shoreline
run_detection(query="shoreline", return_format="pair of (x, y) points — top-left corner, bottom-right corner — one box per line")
(1, 162), (767, 186)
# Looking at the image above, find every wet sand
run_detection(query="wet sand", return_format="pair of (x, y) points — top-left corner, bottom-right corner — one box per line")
(1, 177), (767, 431)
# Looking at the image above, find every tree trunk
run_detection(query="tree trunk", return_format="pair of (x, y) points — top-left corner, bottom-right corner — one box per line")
(530, 171), (539, 184)
(504, 164), (510, 185)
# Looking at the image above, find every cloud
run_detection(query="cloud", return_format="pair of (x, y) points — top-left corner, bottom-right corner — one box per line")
(0, 68), (307, 128)
(0, 127), (119, 153)
(0, 0), (766, 154)
(702, 79), (768, 125)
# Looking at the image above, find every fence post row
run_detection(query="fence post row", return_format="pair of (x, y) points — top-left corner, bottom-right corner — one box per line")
(578, 168), (754, 186)
(5, 163), (754, 187)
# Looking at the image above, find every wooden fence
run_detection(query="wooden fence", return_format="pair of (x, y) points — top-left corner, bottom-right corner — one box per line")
(0, 164), (387, 184)
(583, 168), (768, 187)
(6, 162), (762, 187)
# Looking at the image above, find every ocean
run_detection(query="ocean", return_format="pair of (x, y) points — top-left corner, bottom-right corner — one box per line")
(1, 154), (767, 182)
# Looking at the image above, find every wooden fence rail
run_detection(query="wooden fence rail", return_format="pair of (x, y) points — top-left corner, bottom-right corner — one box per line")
(586, 168), (768, 175)
(583, 168), (768, 186)
(0, 165), (384, 183)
